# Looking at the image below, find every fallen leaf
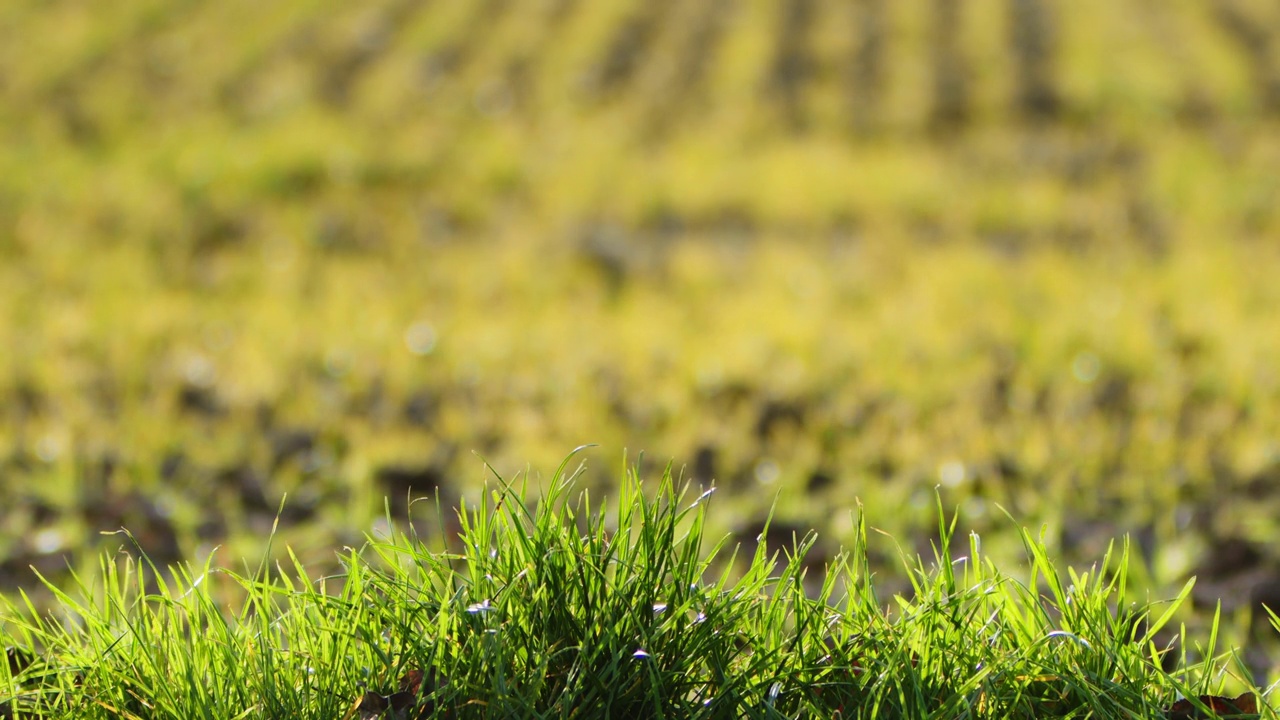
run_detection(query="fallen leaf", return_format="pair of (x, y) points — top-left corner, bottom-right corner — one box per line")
(398, 668), (424, 695)
(353, 689), (390, 720)
(1166, 692), (1258, 719)
(347, 667), (448, 720)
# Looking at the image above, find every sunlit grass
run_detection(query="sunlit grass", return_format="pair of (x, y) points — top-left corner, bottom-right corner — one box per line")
(0, 454), (1267, 719)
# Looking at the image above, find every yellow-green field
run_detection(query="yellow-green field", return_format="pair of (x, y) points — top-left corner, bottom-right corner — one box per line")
(4, 0), (1280, 676)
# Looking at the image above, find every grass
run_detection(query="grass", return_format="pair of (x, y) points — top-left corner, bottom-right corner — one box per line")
(4, 0), (1280, 660)
(1, 451), (1269, 719)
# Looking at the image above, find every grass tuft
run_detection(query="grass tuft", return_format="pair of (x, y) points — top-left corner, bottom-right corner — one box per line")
(0, 454), (1270, 719)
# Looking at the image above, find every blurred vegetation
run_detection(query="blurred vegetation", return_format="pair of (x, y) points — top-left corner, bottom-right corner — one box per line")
(4, 0), (1280, 678)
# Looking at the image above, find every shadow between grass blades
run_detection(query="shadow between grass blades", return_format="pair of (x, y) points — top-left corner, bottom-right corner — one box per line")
(0, 450), (1270, 719)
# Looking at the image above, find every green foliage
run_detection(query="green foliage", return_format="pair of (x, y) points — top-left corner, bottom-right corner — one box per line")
(1, 458), (1263, 719)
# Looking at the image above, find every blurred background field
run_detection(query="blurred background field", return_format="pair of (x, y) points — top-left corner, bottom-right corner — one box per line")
(4, 0), (1280, 678)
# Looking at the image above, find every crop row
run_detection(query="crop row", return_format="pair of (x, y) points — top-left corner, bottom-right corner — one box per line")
(8, 0), (1280, 139)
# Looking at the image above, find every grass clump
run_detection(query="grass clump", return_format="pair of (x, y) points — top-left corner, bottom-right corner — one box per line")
(0, 452), (1268, 719)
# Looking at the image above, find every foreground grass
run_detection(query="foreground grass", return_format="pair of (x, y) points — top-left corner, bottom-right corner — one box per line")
(0, 454), (1271, 719)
